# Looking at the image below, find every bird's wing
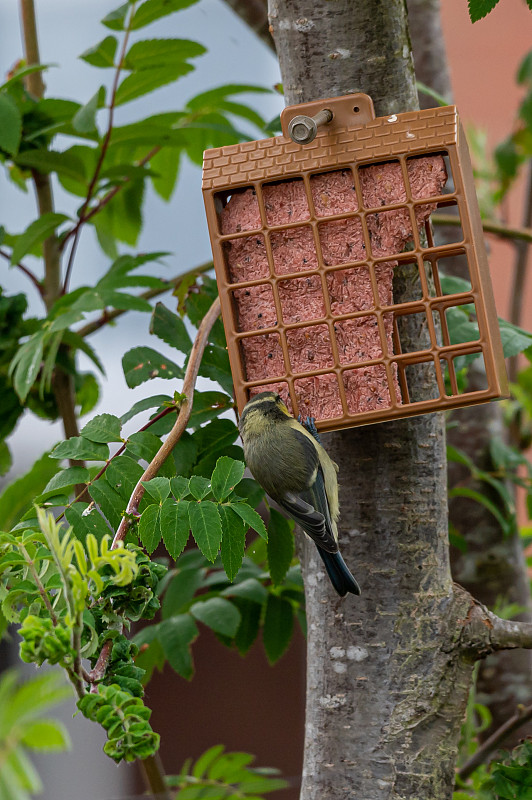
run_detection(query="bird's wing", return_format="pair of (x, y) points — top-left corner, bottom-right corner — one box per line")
(279, 430), (338, 554)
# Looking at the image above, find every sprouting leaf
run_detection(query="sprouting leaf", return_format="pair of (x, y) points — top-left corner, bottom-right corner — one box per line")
(0, 93), (22, 156)
(263, 594), (293, 664)
(142, 477), (171, 503)
(101, 3), (129, 30)
(80, 413), (122, 443)
(122, 346), (183, 388)
(189, 501), (222, 561)
(150, 302), (192, 353)
(80, 36), (118, 67)
(267, 509), (294, 585)
(160, 498), (190, 559)
(190, 597), (241, 637)
(139, 504), (162, 554)
(10, 213), (70, 265)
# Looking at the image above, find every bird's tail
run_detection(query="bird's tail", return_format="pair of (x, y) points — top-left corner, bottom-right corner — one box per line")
(317, 548), (361, 597)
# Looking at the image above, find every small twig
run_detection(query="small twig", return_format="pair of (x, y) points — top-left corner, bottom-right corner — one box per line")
(19, 543), (58, 625)
(87, 638), (114, 692)
(76, 261), (213, 338)
(0, 248), (44, 295)
(112, 296), (221, 548)
(60, 2), (136, 293)
(432, 214), (532, 245)
(55, 404), (177, 524)
(458, 701), (532, 781)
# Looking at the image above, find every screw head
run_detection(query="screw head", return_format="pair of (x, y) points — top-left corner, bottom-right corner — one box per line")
(288, 115), (318, 144)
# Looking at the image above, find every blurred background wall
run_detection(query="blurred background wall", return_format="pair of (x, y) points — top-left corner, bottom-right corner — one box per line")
(0, 0), (530, 797)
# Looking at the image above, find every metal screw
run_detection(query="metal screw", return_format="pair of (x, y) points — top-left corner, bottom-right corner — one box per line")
(288, 108), (333, 144)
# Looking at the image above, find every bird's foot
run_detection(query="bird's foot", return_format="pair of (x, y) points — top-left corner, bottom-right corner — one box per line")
(301, 415), (321, 443)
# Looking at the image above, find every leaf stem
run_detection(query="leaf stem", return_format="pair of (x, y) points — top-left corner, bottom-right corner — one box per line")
(0, 248), (44, 296)
(432, 213), (532, 244)
(111, 295), (221, 548)
(140, 753), (172, 800)
(19, 543), (58, 625)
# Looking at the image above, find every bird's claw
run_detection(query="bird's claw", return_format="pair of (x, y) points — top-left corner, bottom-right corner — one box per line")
(301, 415), (322, 443)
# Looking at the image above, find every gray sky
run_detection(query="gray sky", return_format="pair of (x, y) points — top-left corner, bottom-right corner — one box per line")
(1, 0), (283, 476)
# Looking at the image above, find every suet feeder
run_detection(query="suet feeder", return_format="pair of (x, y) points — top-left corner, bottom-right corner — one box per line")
(202, 93), (508, 432)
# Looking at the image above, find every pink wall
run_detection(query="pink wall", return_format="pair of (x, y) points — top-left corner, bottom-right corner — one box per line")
(441, 0), (532, 320)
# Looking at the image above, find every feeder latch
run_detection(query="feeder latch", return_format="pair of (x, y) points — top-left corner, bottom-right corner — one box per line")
(281, 93), (376, 143)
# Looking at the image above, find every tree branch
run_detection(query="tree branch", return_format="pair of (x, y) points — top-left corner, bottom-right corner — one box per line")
(75, 261), (213, 338)
(61, 1), (137, 294)
(111, 296), (221, 548)
(458, 700), (532, 781)
(432, 213), (532, 244)
(0, 248), (44, 296)
(457, 588), (532, 656)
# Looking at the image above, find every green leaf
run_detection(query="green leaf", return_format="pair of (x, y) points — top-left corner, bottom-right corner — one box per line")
(142, 477), (171, 503)
(51, 437), (109, 462)
(150, 146), (181, 201)
(267, 509), (294, 585)
(131, 0), (200, 30)
(122, 346), (183, 388)
(173, 432), (198, 478)
(0, 452), (57, 530)
(186, 83), (272, 112)
(188, 476), (211, 500)
(211, 457), (245, 502)
(40, 467), (90, 499)
(170, 476), (190, 500)
(187, 391), (232, 427)
(230, 503), (268, 540)
(0, 93), (22, 156)
(518, 51), (532, 86)
(191, 745), (226, 779)
(124, 38), (206, 70)
(499, 318), (532, 359)
(125, 431), (162, 462)
(263, 594), (293, 664)
(89, 478), (123, 530)
(189, 501), (222, 561)
(11, 213), (69, 266)
(219, 505), (246, 581)
(162, 566), (203, 618)
(120, 394), (171, 424)
(221, 577), (267, 604)
(20, 719), (70, 751)
(150, 302), (192, 352)
(80, 413), (122, 443)
(72, 89), (103, 134)
(115, 65), (193, 106)
(80, 35), (118, 67)
(159, 614), (198, 679)
(199, 344), (233, 395)
(139, 504), (162, 554)
(190, 597), (241, 637)
(101, 3), (129, 30)
(467, 0), (499, 21)
(15, 149), (87, 183)
(106, 456), (144, 500)
(10, 333), (44, 402)
(0, 441), (12, 477)
(234, 599), (261, 656)
(160, 498), (190, 559)
(65, 502), (110, 544)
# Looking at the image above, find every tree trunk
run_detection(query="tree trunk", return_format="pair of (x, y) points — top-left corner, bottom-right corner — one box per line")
(267, 2), (479, 797)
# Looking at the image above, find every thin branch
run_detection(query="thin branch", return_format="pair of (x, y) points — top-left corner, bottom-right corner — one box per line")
(0, 248), (44, 296)
(458, 590), (532, 655)
(76, 261), (213, 338)
(19, 543), (58, 625)
(60, 1), (137, 293)
(458, 701), (532, 781)
(19, 0), (45, 97)
(487, 612), (532, 651)
(55, 404), (177, 523)
(432, 214), (532, 245)
(87, 638), (114, 693)
(111, 296), (221, 548)
(140, 753), (172, 800)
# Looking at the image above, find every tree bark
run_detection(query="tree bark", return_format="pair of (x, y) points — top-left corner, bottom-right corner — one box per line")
(267, 2), (491, 797)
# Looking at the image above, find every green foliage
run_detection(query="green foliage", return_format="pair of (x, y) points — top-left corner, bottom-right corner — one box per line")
(167, 744), (288, 798)
(0, 670), (71, 800)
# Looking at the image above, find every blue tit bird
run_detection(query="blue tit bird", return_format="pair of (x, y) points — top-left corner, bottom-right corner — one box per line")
(238, 391), (360, 597)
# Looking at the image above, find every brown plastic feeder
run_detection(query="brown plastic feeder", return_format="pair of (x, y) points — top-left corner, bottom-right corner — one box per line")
(202, 93), (508, 432)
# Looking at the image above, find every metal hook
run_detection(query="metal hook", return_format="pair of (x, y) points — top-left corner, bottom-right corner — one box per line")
(287, 108), (333, 144)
